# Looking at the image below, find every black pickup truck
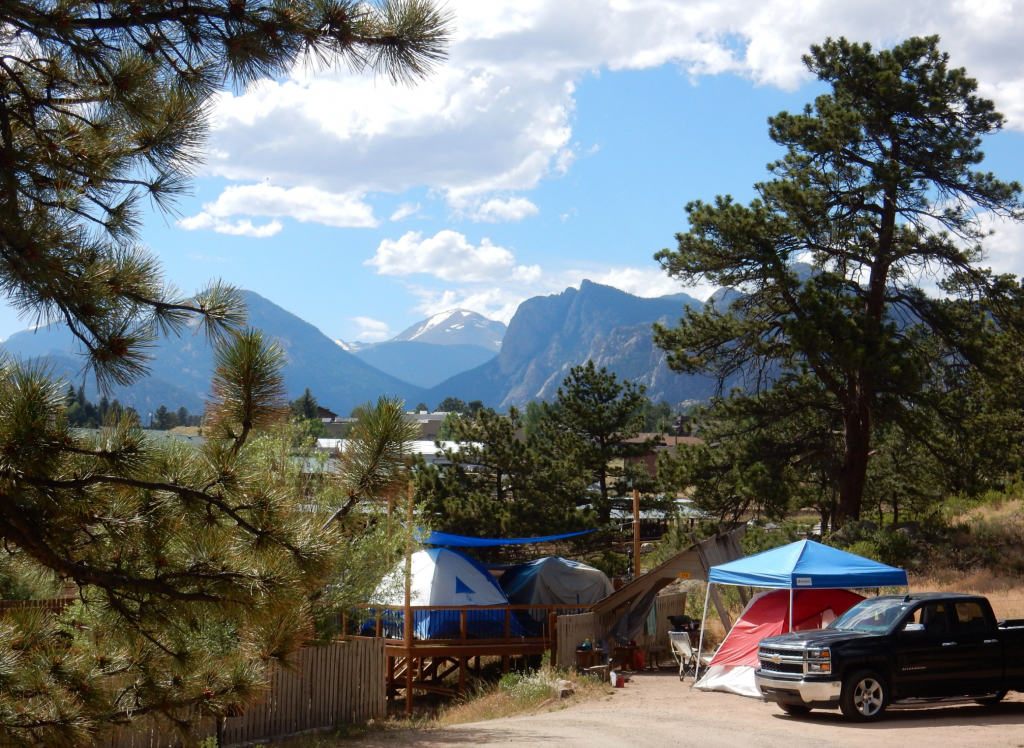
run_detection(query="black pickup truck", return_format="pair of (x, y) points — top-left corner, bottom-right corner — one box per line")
(755, 593), (1024, 721)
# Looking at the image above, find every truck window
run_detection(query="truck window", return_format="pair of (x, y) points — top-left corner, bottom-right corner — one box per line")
(952, 602), (990, 633)
(905, 603), (949, 636)
(830, 598), (914, 633)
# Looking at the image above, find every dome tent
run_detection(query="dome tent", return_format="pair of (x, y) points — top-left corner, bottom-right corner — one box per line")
(695, 588), (864, 697)
(371, 547), (527, 639)
(499, 556), (614, 606)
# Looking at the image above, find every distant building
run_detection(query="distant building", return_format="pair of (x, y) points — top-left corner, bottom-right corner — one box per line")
(623, 432), (703, 478)
(316, 406), (338, 422)
(314, 438), (465, 466)
(404, 411), (450, 440)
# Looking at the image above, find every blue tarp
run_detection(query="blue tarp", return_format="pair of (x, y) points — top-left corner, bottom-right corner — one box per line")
(424, 529), (598, 547)
(707, 540), (908, 589)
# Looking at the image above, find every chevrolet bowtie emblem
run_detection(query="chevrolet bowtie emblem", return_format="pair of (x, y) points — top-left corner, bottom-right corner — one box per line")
(770, 654), (782, 664)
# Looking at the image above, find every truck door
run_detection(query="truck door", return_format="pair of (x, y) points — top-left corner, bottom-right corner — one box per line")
(946, 600), (1003, 696)
(894, 602), (958, 697)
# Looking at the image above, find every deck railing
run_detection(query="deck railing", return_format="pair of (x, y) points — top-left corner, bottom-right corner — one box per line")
(351, 604), (591, 645)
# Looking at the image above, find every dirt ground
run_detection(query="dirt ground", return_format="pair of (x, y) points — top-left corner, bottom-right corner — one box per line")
(348, 670), (1024, 748)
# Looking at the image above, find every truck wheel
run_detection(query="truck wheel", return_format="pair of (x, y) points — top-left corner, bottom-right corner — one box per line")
(779, 704), (811, 716)
(840, 670), (888, 722)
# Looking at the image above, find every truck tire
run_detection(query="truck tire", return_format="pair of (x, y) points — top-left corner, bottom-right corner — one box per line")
(840, 669), (888, 722)
(779, 704), (811, 716)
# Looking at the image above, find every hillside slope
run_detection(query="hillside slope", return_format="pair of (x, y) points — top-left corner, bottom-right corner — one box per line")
(353, 341), (497, 389)
(1, 291), (423, 414)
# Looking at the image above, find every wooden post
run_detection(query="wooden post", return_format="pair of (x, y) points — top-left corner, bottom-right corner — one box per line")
(404, 481), (414, 717)
(459, 609), (467, 644)
(633, 487), (641, 580)
(549, 611), (558, 667)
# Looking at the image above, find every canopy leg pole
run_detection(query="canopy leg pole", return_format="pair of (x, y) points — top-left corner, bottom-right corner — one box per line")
(693, 582), (711, 687)
(788, 587), (794, 633)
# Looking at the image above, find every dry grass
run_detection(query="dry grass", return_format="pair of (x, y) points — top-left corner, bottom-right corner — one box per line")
(434, 666), (606, 726)
(909, 570), (1024, 620)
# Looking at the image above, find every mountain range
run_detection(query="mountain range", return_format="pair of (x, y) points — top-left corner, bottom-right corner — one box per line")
(338, 310), (505, 389)
(1, 291), (423, 415)
(421, 280), (716, 408)
(0, 282), (718, 414)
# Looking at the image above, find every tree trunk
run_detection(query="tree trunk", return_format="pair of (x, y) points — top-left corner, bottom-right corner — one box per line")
(597, 468), (609, 524)
(836, 403), (871, 527)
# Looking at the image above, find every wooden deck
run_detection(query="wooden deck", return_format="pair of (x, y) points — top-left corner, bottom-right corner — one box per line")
(354, 603), (589, 714)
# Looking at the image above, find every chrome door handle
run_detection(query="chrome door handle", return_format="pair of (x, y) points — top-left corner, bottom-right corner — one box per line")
(984, 639), (999, 644)
(942, 642), (957, 647)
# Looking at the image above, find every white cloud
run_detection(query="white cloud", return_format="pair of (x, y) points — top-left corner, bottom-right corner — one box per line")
(366, 230), (541, 283)
(178, 213), (283, 238)
(971, 212), (1024, 277)
(202, 0), (1024, 215)
(180, 184), (379, 234)
(367, 227), (714, 323)
(351, 316), (392, 342)
(390, 202), (422, 221)
(468, 196), (540, 223)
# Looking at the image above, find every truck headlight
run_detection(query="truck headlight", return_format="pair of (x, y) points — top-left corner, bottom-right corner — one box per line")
(806, 647), (831, 660)
(806, 662), (831, 673)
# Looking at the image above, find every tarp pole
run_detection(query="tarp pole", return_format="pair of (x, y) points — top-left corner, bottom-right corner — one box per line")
(788, 587), (794, 633)
(693, 582), (711, 685)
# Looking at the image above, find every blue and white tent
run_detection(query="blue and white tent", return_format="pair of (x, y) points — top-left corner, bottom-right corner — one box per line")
(371, 548), (527, 639)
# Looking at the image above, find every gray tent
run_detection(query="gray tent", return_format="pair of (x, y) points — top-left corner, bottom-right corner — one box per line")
(499, 556), (614, 606)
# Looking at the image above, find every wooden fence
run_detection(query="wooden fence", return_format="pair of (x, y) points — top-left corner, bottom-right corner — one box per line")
(103, 638), (385, 748)
(556, 592), (687, 668)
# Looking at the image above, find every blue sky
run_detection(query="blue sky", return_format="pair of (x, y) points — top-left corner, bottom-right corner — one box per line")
(3, 1), (1024, 344)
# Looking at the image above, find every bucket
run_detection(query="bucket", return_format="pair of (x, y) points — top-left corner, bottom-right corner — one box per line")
(610, 670), (625, 688)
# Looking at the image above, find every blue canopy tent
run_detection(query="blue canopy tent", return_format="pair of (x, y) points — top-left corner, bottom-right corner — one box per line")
(694, 540), (909, 680)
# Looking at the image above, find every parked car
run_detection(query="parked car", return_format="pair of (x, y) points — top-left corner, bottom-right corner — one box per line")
(754, 592), (1024, 721)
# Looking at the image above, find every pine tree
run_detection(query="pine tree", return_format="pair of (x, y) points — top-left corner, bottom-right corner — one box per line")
(536, 362), (657, 524)
(0, 0), (451, 390)
(654, 36), (1024, 526)
(0, 0), (452, 741)
(416, 407), (593, 561)
(0, 333), (417, 745)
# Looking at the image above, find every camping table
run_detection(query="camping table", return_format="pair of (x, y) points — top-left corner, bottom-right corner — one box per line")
(575, 649), (599, 670)
(613, 644), (637, 671)
(643, 645), (666, 669)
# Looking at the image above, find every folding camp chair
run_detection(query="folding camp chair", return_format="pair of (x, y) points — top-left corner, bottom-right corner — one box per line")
(669, 631), (712, 681)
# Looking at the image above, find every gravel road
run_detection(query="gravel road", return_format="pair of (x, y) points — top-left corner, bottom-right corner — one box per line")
(349, 671), (1024, 748)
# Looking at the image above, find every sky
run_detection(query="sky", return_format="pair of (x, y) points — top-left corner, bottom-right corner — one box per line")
(5, 0), (1024, 344)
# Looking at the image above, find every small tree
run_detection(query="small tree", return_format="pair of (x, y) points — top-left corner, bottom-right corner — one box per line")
(417, 407), (593, 561)
(537, 362), (657, 523)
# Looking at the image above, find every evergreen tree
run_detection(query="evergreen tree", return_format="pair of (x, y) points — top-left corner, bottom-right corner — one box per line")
(416, 407), (593, 561)
(0, 0), (451, 391)
(291, 388), (320, 421)
(654, 36), (1024, 526)
(436, 397), (467, 414)
(0, 0), (452, 739)
(536, 361), (657, 523)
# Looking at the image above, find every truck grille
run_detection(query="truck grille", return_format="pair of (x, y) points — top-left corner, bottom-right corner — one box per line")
(758, 645), (804, 675)
(759, 660), (804, 674)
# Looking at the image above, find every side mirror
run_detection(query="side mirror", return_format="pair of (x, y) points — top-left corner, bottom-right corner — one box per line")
(902, 623), (925, 633)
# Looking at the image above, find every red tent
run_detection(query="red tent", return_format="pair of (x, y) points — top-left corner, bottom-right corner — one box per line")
(696, 588), (864, 696)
